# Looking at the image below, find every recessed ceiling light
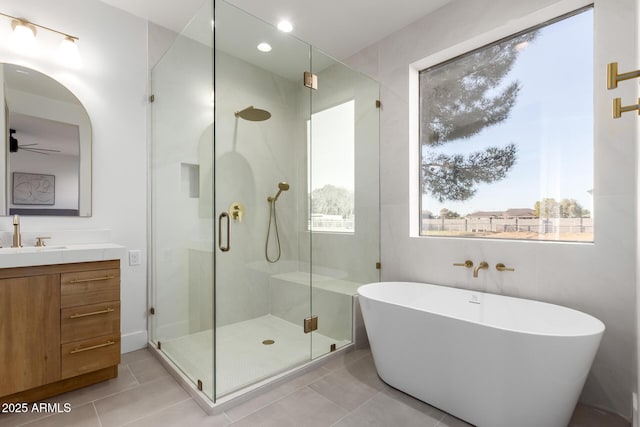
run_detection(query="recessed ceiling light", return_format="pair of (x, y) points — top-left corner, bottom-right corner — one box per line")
(277, 20), (293, 33)
(257, 42), (272, 52)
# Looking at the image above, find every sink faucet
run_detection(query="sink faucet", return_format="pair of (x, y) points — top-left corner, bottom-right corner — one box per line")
(473, 261), (488, 278)
(12, 215), (21, 248)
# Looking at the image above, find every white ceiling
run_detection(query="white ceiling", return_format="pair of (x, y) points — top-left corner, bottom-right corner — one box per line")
(99, 0), (451, 60)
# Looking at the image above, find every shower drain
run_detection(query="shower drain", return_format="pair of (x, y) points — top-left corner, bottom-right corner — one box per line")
(262, 339), (275, 345)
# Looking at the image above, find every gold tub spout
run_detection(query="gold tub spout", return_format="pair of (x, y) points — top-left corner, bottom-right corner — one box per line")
(473, 261), (488, 278)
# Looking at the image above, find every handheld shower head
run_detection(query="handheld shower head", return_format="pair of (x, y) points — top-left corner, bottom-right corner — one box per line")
(278, 182), (290, 191)
(269, 182), (290, 202)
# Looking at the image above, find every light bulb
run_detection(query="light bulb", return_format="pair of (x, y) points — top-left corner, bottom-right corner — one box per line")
(58, 36), (82, 68)
(277, 20), (293, 33)
(257, 42), (272, 52)
(10, 20), (37, 55)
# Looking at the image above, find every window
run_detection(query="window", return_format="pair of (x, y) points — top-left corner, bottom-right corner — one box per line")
(419, 7), (593, 242)
(308, 100), (355, 233)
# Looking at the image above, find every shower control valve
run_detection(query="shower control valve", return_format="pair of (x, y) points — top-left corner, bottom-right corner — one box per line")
(230, 202), (245, 222)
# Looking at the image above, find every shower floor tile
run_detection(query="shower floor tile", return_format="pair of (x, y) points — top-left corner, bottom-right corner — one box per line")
(160, 314), (349, 397)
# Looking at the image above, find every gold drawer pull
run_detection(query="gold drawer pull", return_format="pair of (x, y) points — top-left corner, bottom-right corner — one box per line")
(70, 340), (116, 354)
(69, 275), (115, 284)
(69, 307), (115, 319)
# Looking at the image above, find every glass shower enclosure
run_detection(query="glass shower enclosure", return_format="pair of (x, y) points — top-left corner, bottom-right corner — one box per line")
(149, 0), (379, 404)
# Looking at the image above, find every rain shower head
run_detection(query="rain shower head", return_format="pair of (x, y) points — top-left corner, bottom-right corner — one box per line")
(234, 106), (271, 121)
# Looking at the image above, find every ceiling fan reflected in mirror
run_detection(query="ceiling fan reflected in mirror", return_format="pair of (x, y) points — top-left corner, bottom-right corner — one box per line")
(9, 128), (61, 155)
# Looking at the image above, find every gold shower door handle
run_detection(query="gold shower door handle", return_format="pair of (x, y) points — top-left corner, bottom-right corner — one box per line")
(218, 212), (230, 252)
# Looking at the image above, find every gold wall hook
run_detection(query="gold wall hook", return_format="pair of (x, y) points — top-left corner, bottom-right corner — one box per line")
(607, 62), (640, 90)
(613, 98), (640, 118)
(496, 263), (515, 272)
(453, 260), (473, 268)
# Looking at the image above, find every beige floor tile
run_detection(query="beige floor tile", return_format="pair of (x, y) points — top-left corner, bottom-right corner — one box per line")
(436, 413), (474, 427)
(45, 365), (139, 408)
(121, 349), (154, 365)
(225, 366), (331, 422)
(127, 356), (171, 384)
(0, 405), (54, 427)
(14, 403), (100, 427)
(333, 388), (443, 427)
(322, 349), (371, 372)
(229, 387), (347, 427)
(93, 376), (190, 427)
(123, 399), (230, 427)
(569, 403), (630, 427)
(0, 366), (136, 427)
(309, 355), (386, 411)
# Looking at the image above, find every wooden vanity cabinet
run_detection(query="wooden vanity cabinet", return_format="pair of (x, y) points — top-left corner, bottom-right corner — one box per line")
(0, 260), (121, 404)
(0, 274), (60, 397)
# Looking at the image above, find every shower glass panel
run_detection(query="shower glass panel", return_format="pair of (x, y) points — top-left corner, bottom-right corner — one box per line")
(308, 47), (380, 359)
(150, 0), (215, 399)
(213, 0), (313, 398)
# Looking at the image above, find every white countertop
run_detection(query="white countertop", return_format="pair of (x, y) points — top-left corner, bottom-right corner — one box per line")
(0, 243), (125, 268)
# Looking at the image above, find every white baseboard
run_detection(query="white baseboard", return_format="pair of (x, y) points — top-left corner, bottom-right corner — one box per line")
(121, 330), (148, 353)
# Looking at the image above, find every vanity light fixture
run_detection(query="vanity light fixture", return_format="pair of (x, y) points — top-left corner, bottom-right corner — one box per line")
(0, 12), (81, 67)
(57, 36), (81, 68)
(10, 18), (37, 55)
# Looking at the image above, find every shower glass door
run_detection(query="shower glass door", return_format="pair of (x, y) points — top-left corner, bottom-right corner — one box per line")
(213, 0), (313, 398)
(150, 0), (215, 400)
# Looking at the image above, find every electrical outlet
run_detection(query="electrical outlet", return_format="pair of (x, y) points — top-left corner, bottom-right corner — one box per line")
(129, 250), (142, 266)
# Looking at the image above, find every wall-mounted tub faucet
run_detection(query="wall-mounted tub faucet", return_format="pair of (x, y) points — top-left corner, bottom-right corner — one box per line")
(473, 261), (488, 278)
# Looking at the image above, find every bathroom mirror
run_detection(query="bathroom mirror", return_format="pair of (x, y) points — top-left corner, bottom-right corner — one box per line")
(1, 63), (91, 216)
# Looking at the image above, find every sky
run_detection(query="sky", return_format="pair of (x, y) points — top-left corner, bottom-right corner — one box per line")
(308, 100), (355, 192)
(421, 8), (594, 217)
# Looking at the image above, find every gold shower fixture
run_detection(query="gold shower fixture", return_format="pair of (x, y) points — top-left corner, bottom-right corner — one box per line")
(607, 62), (640, 118)
(234, 106), (271, 121)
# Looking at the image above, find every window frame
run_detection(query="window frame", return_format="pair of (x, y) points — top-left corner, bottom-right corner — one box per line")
(410, 5), (594, 243)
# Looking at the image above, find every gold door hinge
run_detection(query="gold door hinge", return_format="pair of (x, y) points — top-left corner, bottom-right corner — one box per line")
(330, 343), (336, 352)
(376, 100), (382, 108)
(197, 379), (203, 391)
(149, 307), (155, 315)
(304, 315), (318, 333)
(376, 262), (381, 269)
(156, 341), (161, 350)
(304, 72), (318, 90)
(149, 94), (155, 103)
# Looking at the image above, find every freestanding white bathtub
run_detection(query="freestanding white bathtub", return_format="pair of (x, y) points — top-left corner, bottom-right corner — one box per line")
(358, 282), (605, 427)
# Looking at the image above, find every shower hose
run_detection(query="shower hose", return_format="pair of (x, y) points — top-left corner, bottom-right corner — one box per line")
(265, 198), (281, 263)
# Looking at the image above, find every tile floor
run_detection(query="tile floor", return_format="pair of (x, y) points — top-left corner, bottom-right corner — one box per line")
(0, 347), (630, 427)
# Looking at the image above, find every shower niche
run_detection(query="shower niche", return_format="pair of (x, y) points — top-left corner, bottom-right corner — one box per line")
(149, 0), (379, 406)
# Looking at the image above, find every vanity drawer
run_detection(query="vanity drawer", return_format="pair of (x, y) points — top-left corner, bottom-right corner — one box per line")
(61, 301), (120, 344)
(61, 269), (120, 308)
(61, 333), (120, 379)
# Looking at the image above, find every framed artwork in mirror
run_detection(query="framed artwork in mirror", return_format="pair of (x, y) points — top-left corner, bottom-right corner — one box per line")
(12, 172), (55, 205)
